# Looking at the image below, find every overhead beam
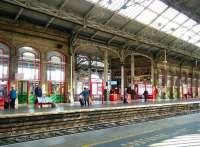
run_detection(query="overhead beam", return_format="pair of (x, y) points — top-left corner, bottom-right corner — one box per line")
(14, 0), (30, 21)
(84, 0), (102, 21)
(107, 19), (133, 44)
(90, 0), (131, 39)
(2, 0), (200, 60)
(14, 8), (24, 21)
(191, 46), (200, 53)
(90, 12), (117, 39)
(45, 0), (69, 29)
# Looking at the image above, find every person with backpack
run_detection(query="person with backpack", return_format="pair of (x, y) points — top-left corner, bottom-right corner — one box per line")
(80, 87), (90, 107)
(34, 84), (42, 106)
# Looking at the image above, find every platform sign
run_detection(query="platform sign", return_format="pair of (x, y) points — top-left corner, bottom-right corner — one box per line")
(110, 81), (117, 85)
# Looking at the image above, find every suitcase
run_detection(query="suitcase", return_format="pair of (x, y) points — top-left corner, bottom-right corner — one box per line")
(89, 96), (93, 105)
(79, 98), (84, 106)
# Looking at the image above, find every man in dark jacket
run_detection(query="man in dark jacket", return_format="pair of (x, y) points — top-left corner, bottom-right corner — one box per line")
(34, 84), (42, 105)
(143, 90), (148, 102)
(35, 85), (42, 97)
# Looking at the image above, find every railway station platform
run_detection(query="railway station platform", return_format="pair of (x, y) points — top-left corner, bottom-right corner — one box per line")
(0, 98), (199, 115)
(0, 98), (200, 146)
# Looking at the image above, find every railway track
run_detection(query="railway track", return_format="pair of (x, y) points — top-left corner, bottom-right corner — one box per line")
(0, 103), (200, 146)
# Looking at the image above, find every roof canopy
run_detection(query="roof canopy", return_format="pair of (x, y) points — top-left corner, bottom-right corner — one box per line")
(1, 0), (200, 66)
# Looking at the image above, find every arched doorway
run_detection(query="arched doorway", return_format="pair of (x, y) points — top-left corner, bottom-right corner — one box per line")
(17, 46), (40, 104)
(132, 55), (153, 99)
(0, 42), (10, 105)
(46, 51), (65, 103)
(75, 54), (104, 101)
(110, 54), (153, 100)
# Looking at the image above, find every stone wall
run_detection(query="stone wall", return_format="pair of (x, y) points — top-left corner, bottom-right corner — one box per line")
(0, 18), (70, 101)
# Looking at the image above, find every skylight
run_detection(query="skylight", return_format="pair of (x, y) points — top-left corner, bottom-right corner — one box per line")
(87, 0), (200, 48)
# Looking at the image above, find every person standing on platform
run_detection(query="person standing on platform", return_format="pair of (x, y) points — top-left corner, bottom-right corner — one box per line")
(80, 87), (90, 107)
(35, 84), (42, 97)
(34, 84), (42, 105)
(143, 90), (148, 102)
(10, 87), (17, 109)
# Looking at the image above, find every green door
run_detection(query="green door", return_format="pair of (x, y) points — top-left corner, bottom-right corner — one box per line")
(18, 81), (28, 104)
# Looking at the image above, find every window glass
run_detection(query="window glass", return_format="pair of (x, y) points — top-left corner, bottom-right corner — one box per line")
(23, 52), (35, 60)
(119, 4), (144, 19)
(173, 27), (188, 38)
(17, 47), (40, 81)
(86, 0), (200, 48)
(151, 16), (169, 29)
(173, 13), (189, 24)
(188, 35), (200, 44)
(191, 25), (200, 33)
(161, 21), (179, 33)
(148, 0), (168, 13)
(181, 30), (195, 41)
(50, 56), (62, 63)
(0, 43), (9, 79)
(161, 7), (179, 20)
(136, 9), (157, 24)
(47, 52), (65, 82)
(183, 19), (197, 29)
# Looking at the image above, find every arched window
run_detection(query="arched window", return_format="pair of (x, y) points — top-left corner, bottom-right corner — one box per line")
(0, 42), (9, 81)
(17, 47), (40, 81)
(47, 51), (65, 82)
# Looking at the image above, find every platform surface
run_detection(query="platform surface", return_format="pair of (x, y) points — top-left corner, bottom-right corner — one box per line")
(0, 98), (200, 117)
